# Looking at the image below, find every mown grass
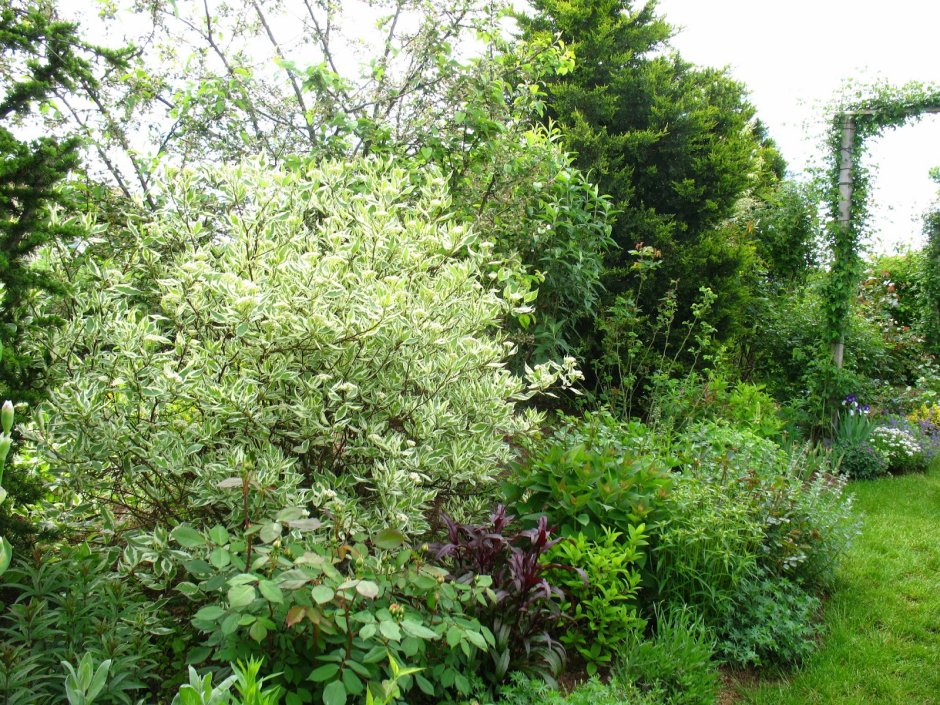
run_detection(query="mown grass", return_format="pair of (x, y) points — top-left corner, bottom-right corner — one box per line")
(730, 460), (940, 705)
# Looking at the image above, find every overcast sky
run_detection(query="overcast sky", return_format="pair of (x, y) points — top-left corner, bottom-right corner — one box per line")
(656, 0), (940, 253)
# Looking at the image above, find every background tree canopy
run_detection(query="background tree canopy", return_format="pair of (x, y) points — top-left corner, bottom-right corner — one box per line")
(517, 0), (788, 397)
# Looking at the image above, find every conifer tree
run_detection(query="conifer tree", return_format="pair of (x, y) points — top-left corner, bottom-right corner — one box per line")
(0, 2), (121, 403)
(518, 0), (785, 388)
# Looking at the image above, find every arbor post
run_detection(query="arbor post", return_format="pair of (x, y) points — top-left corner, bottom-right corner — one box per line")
(832, 112), (856, 368)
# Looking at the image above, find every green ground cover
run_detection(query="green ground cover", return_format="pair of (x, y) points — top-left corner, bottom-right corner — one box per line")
(732, 459), (940, 705)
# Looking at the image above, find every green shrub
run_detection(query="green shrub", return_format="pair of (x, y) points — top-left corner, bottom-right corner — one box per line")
(22, 158), (578, 538)
(722, 381), (785, 439)
(0, 544), (172, 705)
(504, 441), (670, 540)
(168, 517), (494, 704)
(719, 571), (821, 668)
(834, 441), (889, 479)
(550, 410), (655, 458)
(547, 526), (647, 675)
(646, 370), (786, 441)
(674, 422), (859, 589)
(651, 475), (763, 626)
(615, 607), (718, 705)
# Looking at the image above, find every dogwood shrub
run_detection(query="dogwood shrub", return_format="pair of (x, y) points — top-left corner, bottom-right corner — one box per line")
(24, 158), (576, 535)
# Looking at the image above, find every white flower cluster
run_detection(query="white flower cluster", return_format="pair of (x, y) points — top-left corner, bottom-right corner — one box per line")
(870, 426), (922, 462)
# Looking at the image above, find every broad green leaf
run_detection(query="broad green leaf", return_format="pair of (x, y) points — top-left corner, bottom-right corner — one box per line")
(309, 663), (339, 682)
(186, 647), (211, 665)
(209, 547), (231, 569)
(445, 625), (462, 647)
(287, 518), (323, 532)
(464, 629), (488, 651)
(322, 679), (347, 705)
(341, 668), (363, 695)
(355, 580), (379, 599)
(378, 620), (401, 641)
(194, 605), (226, 622)
(208, 525), (229, 545)
(415, 673), (435, 696)
(400, 620), (437, 640)
(311, 585), (334, 604)
(373, 528), (405, 550)
(249, 620), (268, 642)
(259, 522), (283, 544)
(276, 507), (305, 522)
(227, 584), (256, 608)
(259, 580), (283, 603)
(221, 613), (241, 635)
(172, 525), (206, 548)
(0, 538), (10, 576)
(87, 659), (112, 701)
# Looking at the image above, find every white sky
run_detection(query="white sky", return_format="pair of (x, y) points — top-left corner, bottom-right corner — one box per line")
(656, 0), (940, 253)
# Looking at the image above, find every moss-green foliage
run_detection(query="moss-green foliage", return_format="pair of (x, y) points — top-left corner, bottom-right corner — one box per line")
(719, 571), (821, 668)
(652, 471), (763, 626)
(677, 423), (859, 587)
(835, 441), (889, 480)
(650, 422), (857, 635)
(497, 673), (660, 705)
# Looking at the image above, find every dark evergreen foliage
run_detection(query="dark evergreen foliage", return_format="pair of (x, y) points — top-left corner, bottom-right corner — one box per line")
(0, 2), (123, 403)
(517, 0), (785, 389)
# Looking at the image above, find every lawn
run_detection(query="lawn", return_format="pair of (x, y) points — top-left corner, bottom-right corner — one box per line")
(729, 461), (940, 705)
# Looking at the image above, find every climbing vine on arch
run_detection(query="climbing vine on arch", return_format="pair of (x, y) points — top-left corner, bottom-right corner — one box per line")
(923, 168), (940, 356)
(821, 81), (940, 407)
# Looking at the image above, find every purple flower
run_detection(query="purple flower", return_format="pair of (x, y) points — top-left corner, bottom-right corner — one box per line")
(845, 394), (858, 404)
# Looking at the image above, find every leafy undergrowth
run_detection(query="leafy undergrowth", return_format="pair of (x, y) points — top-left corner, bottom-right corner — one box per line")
(727, 459), (940, 705)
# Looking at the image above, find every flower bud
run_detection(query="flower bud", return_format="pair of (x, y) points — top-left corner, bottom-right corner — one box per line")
(0, 436), (11, 465)
(1, 401), (12, 434)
